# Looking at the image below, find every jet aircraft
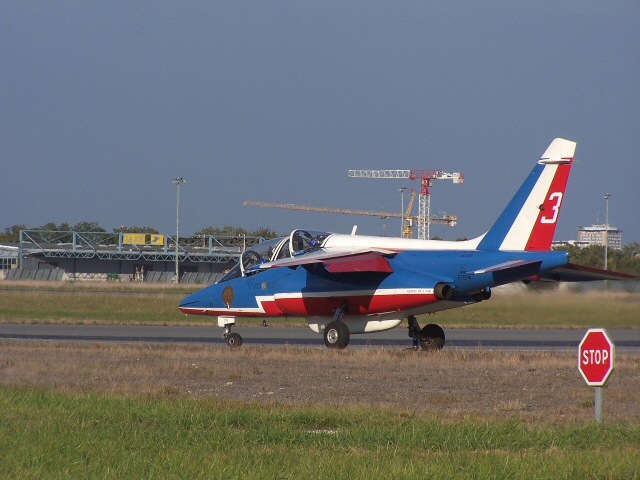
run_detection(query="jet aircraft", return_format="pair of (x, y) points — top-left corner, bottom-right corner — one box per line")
(179, 138), (636, 349)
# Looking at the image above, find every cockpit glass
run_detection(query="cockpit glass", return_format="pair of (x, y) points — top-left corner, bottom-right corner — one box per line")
(290, 230), (330, 256)
(240, 236), (286, 275)
(217, 232), (331, 282)
(218, 263), (241, 283)
(275, 238), (291, 260)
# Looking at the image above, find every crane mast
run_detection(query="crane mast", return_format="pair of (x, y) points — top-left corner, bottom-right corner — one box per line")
(347, 169), (463, 240)
(402, 190), (416, 239)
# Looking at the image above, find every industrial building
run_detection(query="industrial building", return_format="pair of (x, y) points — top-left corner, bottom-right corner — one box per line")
(0, 229), (263, 283)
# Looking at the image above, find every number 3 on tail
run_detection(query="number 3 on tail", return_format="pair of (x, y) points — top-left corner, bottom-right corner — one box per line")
(541, 192), (563, 224)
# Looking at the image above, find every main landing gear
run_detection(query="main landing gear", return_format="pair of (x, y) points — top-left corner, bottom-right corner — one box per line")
(324, 305), (350, 349)
(408, 315), (445, 351)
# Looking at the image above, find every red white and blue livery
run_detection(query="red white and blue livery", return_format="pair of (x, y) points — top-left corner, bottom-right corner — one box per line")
(179, 138), (636, 349)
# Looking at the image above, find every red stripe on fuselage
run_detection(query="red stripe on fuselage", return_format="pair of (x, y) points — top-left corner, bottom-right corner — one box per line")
(180, 292), (439, 318)
(274, 292), (438, 317)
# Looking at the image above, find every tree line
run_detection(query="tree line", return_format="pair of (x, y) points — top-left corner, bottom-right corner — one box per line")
(553, 243), (640, 276)
(1, 222), (638, 275)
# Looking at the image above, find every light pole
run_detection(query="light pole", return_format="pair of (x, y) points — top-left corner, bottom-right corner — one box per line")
(604, 193), (610, 270)
(173, 177), (186, 282)
(399, 186), (406, 237)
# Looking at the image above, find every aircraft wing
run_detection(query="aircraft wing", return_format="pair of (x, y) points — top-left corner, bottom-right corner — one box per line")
(321, 252), (393, 273)
(258, 248), (396, 273)
(537, 263), (638, 282)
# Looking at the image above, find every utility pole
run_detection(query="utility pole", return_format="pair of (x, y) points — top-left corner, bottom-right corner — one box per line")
(173, 177), (186, 283)
(399, 186), (406, 237)
(604, 193), (611, 270)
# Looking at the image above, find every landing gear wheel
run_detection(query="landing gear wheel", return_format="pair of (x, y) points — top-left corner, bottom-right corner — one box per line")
(226, 332), (243, 348)
(419, 324), (445, 351)
(324, 321), (350, 349)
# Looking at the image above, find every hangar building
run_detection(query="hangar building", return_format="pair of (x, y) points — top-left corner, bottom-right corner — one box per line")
(1, 229), (263, 283)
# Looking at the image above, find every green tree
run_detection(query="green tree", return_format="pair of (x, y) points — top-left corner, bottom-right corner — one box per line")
(72, 221), (106, 233)
(608, 242), (640, 275)
(194, 226), (280, 239)
(29, 222), (74, 243)
(254, 227), (280, 239)
(554, 243), (640, 275)
(0, 225), (26, 243)
(194, 226), (249, 237)
(36, 222), (63, 232)
(114, 226), (160, 234)
(28, 221), (107, 244)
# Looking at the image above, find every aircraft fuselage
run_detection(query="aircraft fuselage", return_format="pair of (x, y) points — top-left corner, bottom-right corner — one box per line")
(179, 248), (568, 320)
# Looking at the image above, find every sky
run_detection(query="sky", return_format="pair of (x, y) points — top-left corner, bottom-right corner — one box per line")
(2, 2), (639, 243)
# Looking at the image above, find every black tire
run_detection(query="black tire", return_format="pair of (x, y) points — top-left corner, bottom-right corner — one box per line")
(419, 323), (445, 351)
(226, 332), (243, 348)
(323, 321), (350, 349)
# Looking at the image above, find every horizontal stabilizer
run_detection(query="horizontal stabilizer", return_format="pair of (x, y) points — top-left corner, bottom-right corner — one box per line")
(472, 259), (541, 275)
(538, 263), (638, 282)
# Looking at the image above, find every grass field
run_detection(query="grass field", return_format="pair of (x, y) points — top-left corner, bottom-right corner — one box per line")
(1, 281), (638, 328)
(2, 387), (639, 479)
(1, 282), (639, 478)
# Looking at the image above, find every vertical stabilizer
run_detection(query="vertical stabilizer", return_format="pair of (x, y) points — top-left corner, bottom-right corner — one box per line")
(478, 138), (576, 251)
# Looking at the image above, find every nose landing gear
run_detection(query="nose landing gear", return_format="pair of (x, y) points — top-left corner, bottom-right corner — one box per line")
(219, 316), (243, 348)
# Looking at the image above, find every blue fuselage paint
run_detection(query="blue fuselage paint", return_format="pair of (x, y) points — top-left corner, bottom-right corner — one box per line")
(179, 249), (569, 318)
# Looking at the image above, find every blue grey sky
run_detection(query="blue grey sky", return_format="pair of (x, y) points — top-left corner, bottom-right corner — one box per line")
(2, 2), (639, 243)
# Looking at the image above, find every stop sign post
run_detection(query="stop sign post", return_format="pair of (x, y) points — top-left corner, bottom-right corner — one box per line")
(579, 328), (615, 423)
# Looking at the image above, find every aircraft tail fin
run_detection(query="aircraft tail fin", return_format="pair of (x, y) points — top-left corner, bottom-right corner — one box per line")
(478, 138), (576, 251)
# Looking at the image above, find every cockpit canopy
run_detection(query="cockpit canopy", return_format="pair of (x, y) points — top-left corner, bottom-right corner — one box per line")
(218, 230), (332, 283)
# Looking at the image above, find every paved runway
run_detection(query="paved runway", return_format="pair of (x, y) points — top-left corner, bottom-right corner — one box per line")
(1, 323), (639, 352)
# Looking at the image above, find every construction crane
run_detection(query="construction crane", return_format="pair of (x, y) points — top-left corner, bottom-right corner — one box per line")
(402, 190), (416, 239)
(243, 199), (457, 238)
(347, 169), (463, 240)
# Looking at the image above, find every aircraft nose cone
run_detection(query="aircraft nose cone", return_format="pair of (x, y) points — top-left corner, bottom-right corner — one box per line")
(179, 290), (209, 310)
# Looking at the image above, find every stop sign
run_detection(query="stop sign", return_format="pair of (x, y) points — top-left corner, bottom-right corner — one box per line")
(579, 328), (615, 386)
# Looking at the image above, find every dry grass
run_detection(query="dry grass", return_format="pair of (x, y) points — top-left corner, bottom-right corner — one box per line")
(0, 280), (198, 293)
(2, 341), (638, 425)
(436, 287), (640, 328)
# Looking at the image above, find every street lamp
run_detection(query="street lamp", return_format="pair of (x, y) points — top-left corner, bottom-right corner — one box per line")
(399, 186), (406, 237)
(173, 177), (186, 282)
(604, 193), (610, 270)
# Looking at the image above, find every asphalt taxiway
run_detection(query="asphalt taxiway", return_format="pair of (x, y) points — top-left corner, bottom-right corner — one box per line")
(1, 324), (639, 352)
